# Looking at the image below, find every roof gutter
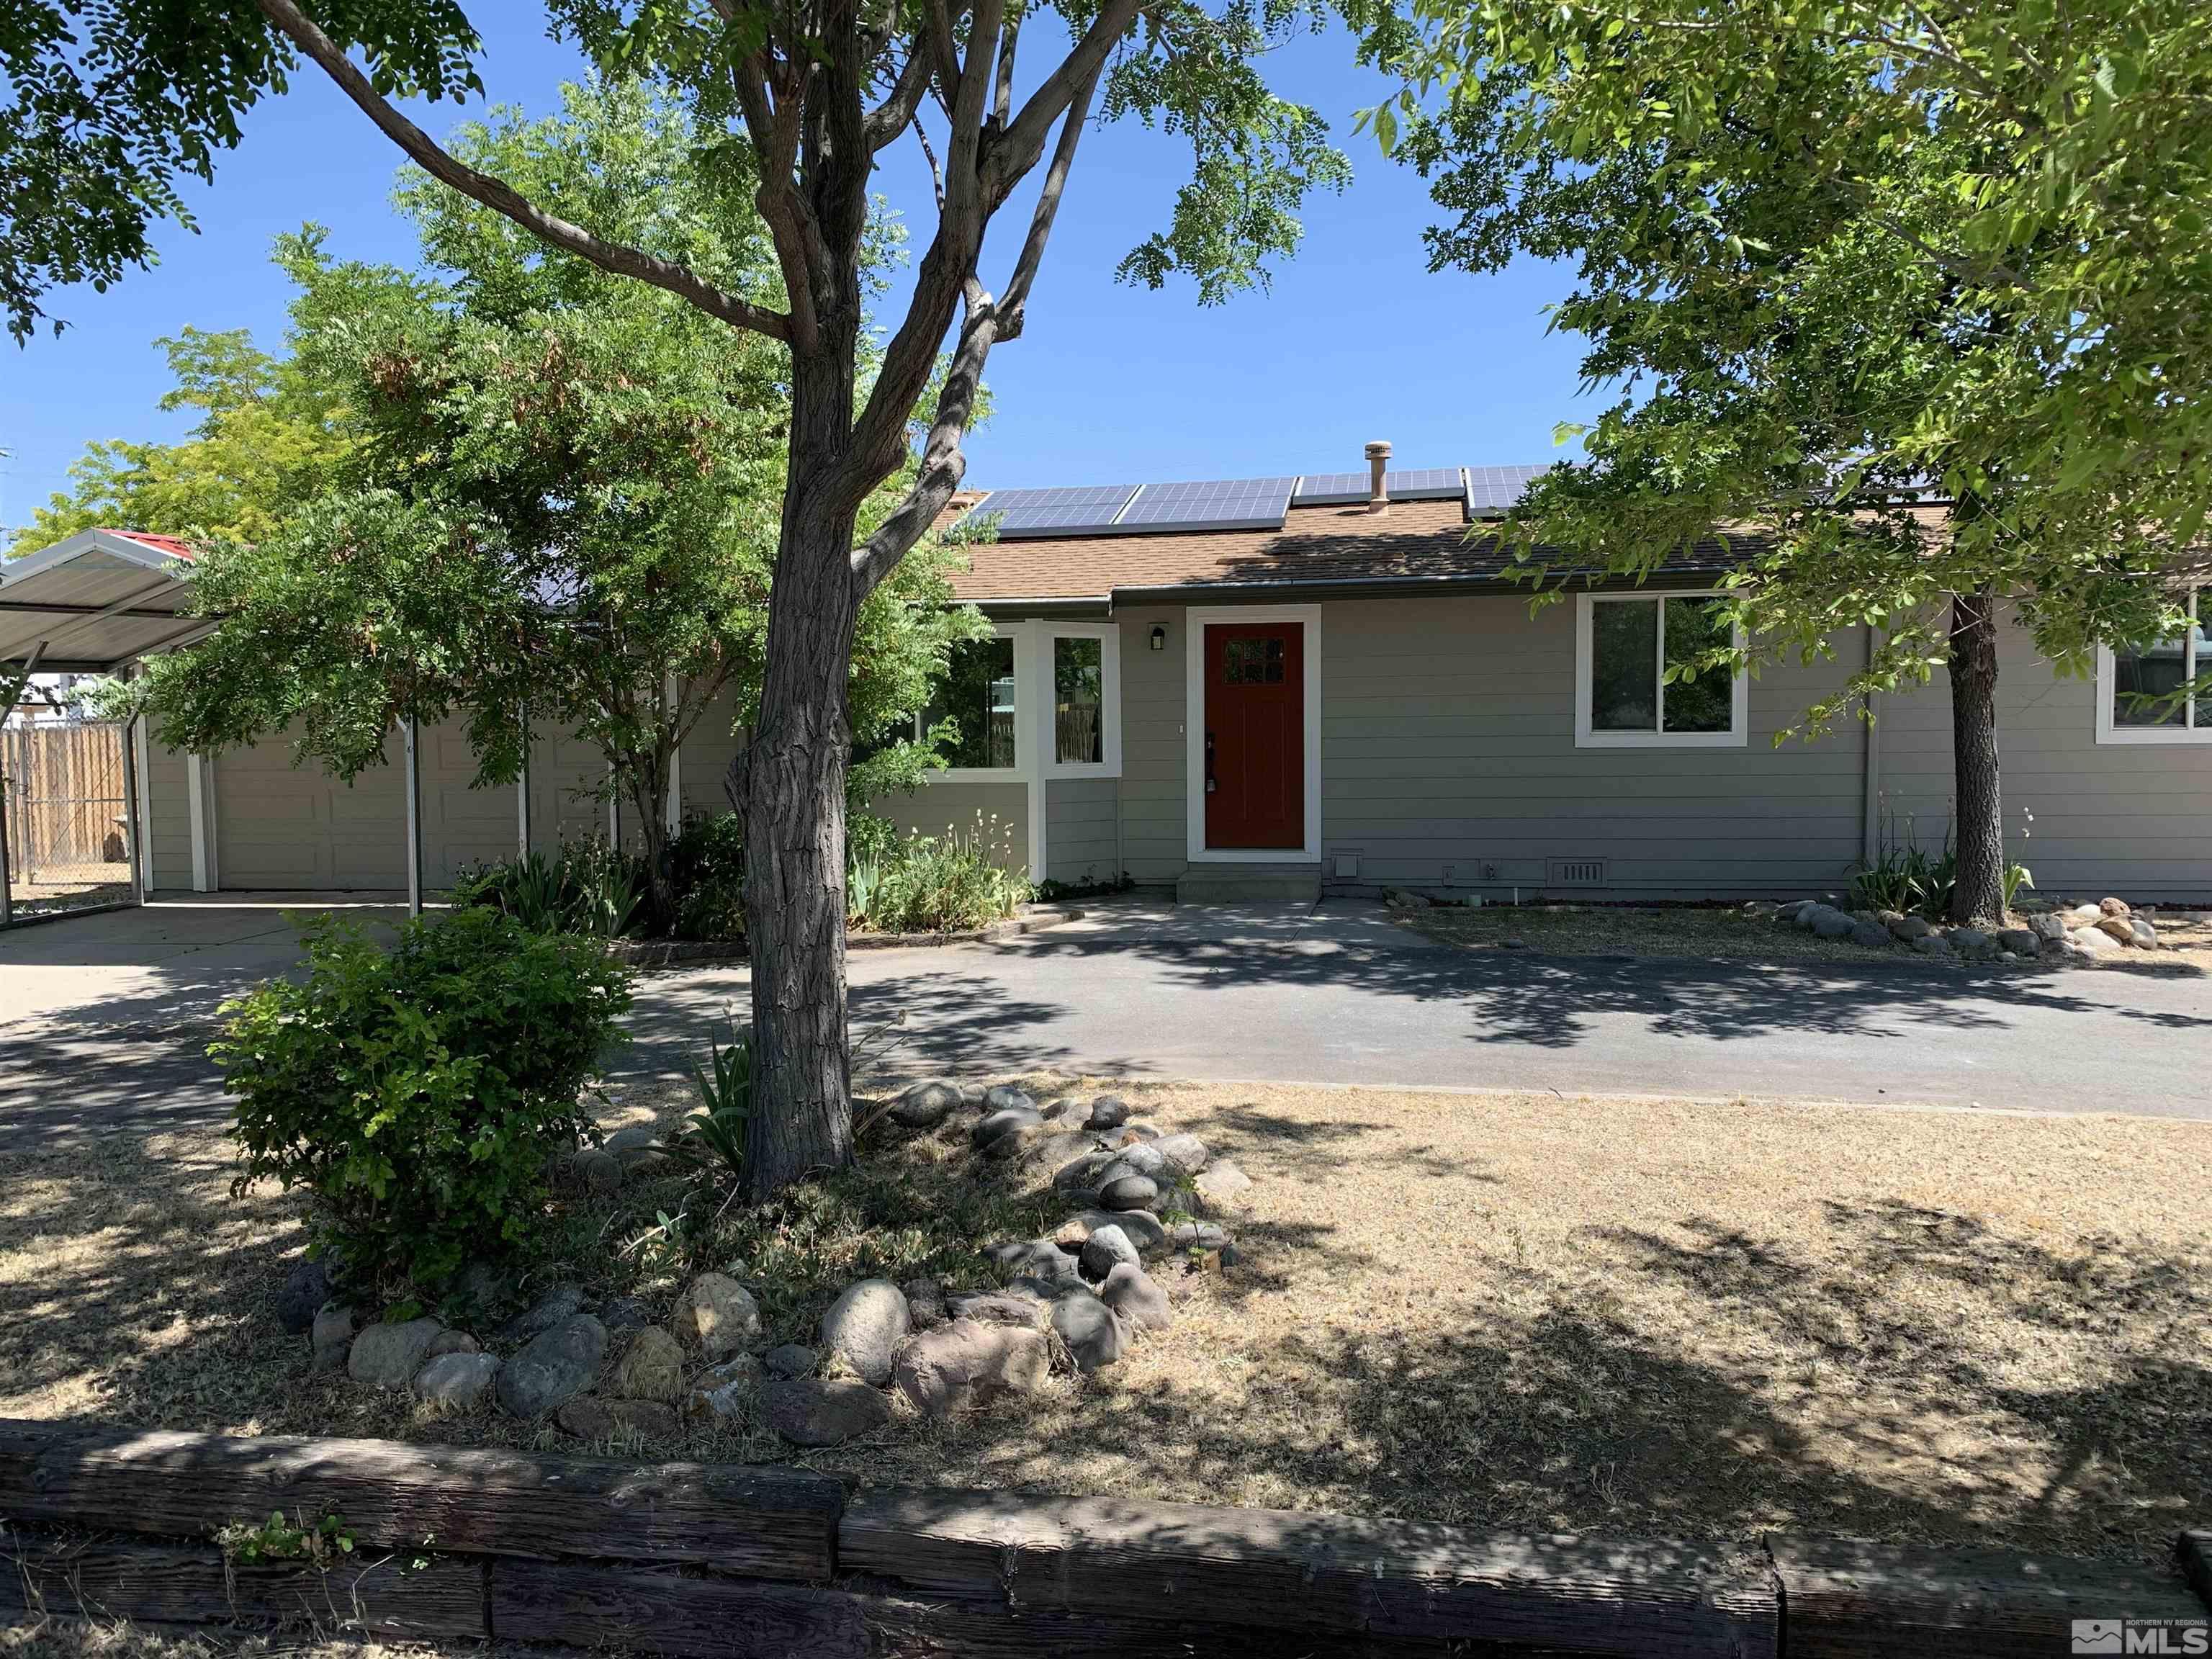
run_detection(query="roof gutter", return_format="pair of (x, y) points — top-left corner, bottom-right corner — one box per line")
(971, 595), (1115, 619)
(1102, 567), (1738, 606)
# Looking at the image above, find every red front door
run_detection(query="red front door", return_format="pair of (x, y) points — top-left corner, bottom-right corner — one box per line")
(1204, 622), (1305, 850)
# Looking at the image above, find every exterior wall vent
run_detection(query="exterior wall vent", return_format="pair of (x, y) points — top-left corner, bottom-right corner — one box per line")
(1547, 858), (1607, 886)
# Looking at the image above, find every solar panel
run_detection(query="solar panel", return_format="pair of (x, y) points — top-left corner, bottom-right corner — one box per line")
(956, 484), (1140, 539)
(1462, 464), (1552, 517)
(1114, 477), (1297, 534)
(1292, 468), (1472, 505)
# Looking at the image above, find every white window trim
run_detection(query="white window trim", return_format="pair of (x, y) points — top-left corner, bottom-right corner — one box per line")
(2096, 592), (2207, 745)
(1042, 622), (1123, 780)
(1573, 590), (1750, 750)
(1184, 603), (1324, 864)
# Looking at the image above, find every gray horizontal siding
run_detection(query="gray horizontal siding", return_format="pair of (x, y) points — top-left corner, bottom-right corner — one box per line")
(866, 779), (1028, 871)
(1876, 605), (2212, 899)
(1116, 606), (1187, 883)
(1314, 595), (1866, 896)
(1046, 775), (1119, 885)
(142, 727), (194, 892)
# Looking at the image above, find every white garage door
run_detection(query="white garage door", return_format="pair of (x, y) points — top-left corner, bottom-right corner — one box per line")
(214, 732), (408, 890)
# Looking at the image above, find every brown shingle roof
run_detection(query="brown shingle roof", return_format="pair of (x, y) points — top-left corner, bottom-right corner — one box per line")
(943, 498), (1752, 604)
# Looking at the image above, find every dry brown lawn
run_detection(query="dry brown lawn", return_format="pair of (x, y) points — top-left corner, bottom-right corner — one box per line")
(1, 1076), (2206, 1567)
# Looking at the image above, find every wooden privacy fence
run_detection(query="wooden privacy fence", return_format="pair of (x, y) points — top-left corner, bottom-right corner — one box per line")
(2, 1419), (2208, 1656)
(1, 720), (129, 889)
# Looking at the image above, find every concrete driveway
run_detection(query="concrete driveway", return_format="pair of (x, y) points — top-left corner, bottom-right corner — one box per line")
(6, 895), (2211, 1151)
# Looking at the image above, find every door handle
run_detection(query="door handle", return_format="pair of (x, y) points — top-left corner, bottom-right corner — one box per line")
(1205, 730), (1216, 793)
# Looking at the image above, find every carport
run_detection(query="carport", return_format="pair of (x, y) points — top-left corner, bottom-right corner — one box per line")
(0, 528), (453, 921)
(0, 529), (208, 927)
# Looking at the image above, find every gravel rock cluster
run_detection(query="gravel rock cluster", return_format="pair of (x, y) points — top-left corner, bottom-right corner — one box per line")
(289, 1079), (1249, 1450)
(1764, 894), (2162, 966)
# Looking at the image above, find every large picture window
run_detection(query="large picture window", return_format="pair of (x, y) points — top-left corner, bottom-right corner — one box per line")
(2097, 593), (2211, 743)
(1575, 592), (1748, 747)
(924, 635), (1018, 771)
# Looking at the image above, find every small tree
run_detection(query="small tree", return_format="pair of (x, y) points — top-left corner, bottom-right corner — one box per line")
(127, 84), (981, 928)
(1387, 0), (2212, 921)
(242, 0), (1392, 1194)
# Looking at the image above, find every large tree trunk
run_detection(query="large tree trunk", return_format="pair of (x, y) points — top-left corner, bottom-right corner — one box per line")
(740, 341), (863, 1199)
(1947, 586), (2007, 925)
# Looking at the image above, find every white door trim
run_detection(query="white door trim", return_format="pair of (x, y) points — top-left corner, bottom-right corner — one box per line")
(1184, 603), (1323, 865)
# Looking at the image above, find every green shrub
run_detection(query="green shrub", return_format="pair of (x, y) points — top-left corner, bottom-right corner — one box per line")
(847, 810), (1031, 933)
(217, 907), (634, 1287)
(669, 811), (747, 940)
(453, 839), (644, 938)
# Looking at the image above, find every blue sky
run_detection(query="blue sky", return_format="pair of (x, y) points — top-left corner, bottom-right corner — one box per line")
(0, 13), (1597, 534)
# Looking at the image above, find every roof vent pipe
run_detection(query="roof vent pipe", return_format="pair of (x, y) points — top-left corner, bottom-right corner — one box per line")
(1364, 440), (1392, 514)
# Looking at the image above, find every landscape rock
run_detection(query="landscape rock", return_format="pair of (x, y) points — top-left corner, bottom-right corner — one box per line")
(1912, 932), (1950, 958)
(1058, 1208), (1170, 1255)
(2093, 913), (2136, 945)
(2069, 925), (2119, 956)
(1848, 920), (1893, 950)
(1085, 1096), (1130, 1130)
(1809, 907), (1856, 940)
(1100, 1174), (1160, 1212)
(2100, 896), (2131, 917)
(310, 1303), (357, 1372)
(601, 1296), (652, 1334)
(1194, 1161), (1255, 1208)
(819, 1278), (912, 1385)
(1889, 914), (1935, 941)
(1996, 928), (2041, 956)
(276, 1259), (334, 1334)
(425, 1329), (480, 1359)
(557, 1395), (678, 1442)
(765, 1344), (817, 1380)
(2131, 918), (2159, 948)
(902, 1277), (947, 1330)
(1164, 1220), (1232, 1251)
(1098, 1263), (1174, 1332)
(973, 1105), (1045, 1151)
(1108, 1142), (1169, 1179)
(766, 1377), (892, 1446)
(947, 1290), (1052, 1329)
(1052, 1149), (1125, 1195)
(348, 1318), (445, 1390)
(499, 1284), (588, 1345)
(611, 1326), (688, 1404)
(1004, 1241), (1084, 1292)
(1078, 1224), (1142, 1282)
(2072, 902), (2104, 921)
(413, 1351), (500, 1413)
(673, 1272), (762, 1359)
(1152, 1133), (1212, 1175)
(891, 1319), (1051, 1416)
(2026, 913), (2069, 943)
(1051, 1289), (1127, 1373)
(1948, 927), (1993, 959)
(497, 1314), (608, 1419)
(572, 1148), (624, 1196)
(982, 1084), (1035, 1113)
(891, 1079), (962, 1128)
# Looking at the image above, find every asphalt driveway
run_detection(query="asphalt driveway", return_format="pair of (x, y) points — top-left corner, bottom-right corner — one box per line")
(7, 894), (2210, 1151)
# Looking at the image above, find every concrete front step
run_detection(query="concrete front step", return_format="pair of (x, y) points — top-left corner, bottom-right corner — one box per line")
(1174, 866), (1322, 905)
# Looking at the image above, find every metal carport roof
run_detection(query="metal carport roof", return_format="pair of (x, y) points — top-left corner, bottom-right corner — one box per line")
(0, 528), (207, 674)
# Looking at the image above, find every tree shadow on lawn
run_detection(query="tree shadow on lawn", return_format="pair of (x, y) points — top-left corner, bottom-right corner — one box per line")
(836, 1176), (2210, 1565)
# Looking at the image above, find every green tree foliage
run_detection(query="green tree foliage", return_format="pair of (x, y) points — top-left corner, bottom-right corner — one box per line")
(1, 2), (480, 341)
(9, 327), (352, 552)
(1385, 0), (2212, 920)
(124, 84), (983, 927)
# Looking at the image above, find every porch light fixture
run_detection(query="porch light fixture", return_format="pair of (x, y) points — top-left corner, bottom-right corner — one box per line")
(1150, 624), (1167, 652)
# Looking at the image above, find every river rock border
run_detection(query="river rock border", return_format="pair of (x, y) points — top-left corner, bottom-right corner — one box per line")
(1767, 893), (2164, 965)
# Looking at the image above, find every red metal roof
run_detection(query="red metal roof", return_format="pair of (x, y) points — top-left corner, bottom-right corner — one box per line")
(96, 528), (197, 562)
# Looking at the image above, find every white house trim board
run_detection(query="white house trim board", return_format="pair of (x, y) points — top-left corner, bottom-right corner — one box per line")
(130, 711), (155, 894)
(186, 752), (217, 892)
(2095, 595), (2208, 744)
(1183, 603), (1324, 865)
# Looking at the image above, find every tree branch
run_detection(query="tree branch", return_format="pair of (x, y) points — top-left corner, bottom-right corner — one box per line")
(985, 0), (1142, 204)
(997, 66), (1100, 338)
(253, 0), (792, 344)
(867, 36), (935, 151)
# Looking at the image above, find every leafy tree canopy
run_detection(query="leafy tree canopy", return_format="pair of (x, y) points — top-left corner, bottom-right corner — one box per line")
(1383, 0), (2212, 707)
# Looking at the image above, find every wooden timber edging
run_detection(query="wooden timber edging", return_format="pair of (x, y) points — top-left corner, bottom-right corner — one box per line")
(1, 1419), (2206, 1657)
(604, 905), (1084, 968)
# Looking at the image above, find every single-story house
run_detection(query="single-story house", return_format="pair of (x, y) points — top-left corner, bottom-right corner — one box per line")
(5, 452), (2208, 908)
(866, 453), (2212, 903)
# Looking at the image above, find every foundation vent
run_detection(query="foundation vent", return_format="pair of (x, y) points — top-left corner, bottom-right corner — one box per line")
(1547, 858), (1607, 887)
